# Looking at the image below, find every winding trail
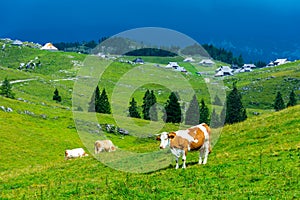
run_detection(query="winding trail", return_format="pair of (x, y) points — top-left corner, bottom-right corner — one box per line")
(0, 78), (77, 86)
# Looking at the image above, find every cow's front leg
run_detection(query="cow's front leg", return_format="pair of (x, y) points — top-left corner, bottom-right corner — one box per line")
(202, 142), (209, 164)
(182, 149), (187, 168)
(182, 155), (186, 169)
(175, 156), (179, 169)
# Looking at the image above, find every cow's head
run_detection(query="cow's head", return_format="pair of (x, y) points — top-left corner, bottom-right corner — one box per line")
(157, 132), (176, 149)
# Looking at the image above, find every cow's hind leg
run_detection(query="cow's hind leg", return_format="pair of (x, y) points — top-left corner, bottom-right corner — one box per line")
(202, 142), (210, 164)
(199, 146), (204, 164)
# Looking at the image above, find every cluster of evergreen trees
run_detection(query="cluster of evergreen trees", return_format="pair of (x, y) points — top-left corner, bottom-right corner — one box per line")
(87, 84), (298, 126)
(202, 44), (244, 66)
(185, 95), (211, 126)
(184, 83), (248, 127)
(128, 90), (212, 126)
(88, 86), (111, 114)
(125, 48), (177, 57)
(274, 90), (297, 111)
(53, 37), (109, 53)
(128, 89), (158, 121)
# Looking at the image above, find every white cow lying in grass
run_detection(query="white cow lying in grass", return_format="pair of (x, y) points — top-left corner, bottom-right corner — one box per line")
(94, 140), (116, 153)
(65, 148), (88, 160)
(157, 123), (211, 169)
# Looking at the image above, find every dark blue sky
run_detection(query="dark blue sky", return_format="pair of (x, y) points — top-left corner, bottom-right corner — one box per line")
(1, 0), (300, 60)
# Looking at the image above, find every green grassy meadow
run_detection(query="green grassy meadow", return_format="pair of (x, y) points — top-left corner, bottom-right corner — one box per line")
(0, 43), (299, 199)
(1, 97), (299, 199)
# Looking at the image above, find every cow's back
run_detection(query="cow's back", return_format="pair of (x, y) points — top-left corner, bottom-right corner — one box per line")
(188, 127), (205, 150)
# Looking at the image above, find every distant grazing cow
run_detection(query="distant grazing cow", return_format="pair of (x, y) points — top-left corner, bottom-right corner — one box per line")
(65, 148), (88, 160)
(157, 123), (211, 169)
(94, 140), (116, 153)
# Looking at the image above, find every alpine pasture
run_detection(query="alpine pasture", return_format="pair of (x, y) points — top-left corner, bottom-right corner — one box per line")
(0, 42), (299, 199)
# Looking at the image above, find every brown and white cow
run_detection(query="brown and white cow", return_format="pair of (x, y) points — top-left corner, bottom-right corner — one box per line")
(157, 123), (211, 169)
(65, 148), (89, 160)
(94, 140), (116, 154)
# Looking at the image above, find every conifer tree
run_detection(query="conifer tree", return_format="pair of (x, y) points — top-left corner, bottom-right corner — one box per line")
(142, 90), (151, 120)
(220, 107), (226, 126)
(149, 90), (158, 121)
(52, 88), (61, 102)
(274, 91), (285, 111)
(225, 82), (247, 124)
(210, 108), (220, 128)
(199, 99), (210, 124)
(88, 86), (100, 112)
(99, 88), (111, 114)
(88, 90), (96, 112)
(164, 92), (182, 123)
(237, 54), (244, 67)
(128, 98), (141, 118)
(142, 90), (157, 121)
(213, 95), (223, 106)
(0, 77), (15, 99)
(185, 94), (200, 125)
(287, 90), (297, 107)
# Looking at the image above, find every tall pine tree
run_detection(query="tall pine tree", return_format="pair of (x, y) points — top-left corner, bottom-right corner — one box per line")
(128, 98), (141, 118)
(210, 108), (220, 128)
(185, 94), (200, 125)
(142, 90), (157, 121)
(99, 89), (111, 114)
(0, 77), (15, 99)
(199, 99), (210, 124)
(274, 91), (285, 111)
(88, 86), (101, 112)
(213, 95), (223, 106)
(149, 90), (158, 121)
(224, 82), (247, 124)
(287, 90), (297, 107)
(142, 90), (151, 120)
(52, 88), (61, 102)
(164, 92), (182, 123)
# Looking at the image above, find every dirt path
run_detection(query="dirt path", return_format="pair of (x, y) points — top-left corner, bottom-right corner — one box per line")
(0, 77), (77, 86)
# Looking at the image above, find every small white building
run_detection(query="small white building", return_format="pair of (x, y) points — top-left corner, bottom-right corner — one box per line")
(267, 58), (290, 66)
(183, 57), (195, 62)
(11, 40), (23, 46)
(41, 43), (58, 51)
(274, 58), (290, 66)
(199, 59), (215, 66)
(243, 64), (256, 69)
(215, 66), (233, 77)
(165, 62), (187, 72)
(234, 67), (253, 73)
(165, 62), (180, 69)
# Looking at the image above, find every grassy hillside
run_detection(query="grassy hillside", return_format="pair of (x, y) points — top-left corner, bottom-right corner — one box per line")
(1, 95), (299, 199)
(0, 42), (85, 77)
(224, 61), (300, 110)
(2, 42), (299, 114)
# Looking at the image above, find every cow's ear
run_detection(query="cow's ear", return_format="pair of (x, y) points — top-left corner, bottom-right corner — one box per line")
(168, 132), (176, 139)
(156, 136), (161, 141)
